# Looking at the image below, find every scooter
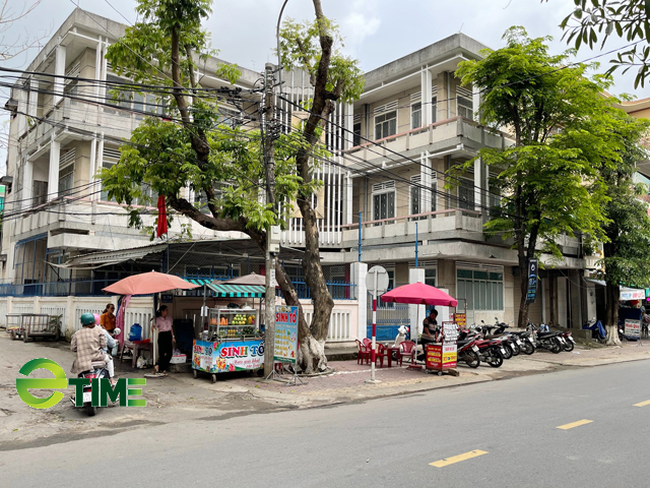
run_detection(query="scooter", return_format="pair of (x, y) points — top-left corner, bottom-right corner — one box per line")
(70, 361), (110, 416)
(70, 328), (119, 417)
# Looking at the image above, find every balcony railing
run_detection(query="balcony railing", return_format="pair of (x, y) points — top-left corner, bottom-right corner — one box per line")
(342, 116), (510, 165)
(343, 208), (484, 244)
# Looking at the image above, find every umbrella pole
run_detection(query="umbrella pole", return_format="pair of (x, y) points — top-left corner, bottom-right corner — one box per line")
(409, 304), (423, 370)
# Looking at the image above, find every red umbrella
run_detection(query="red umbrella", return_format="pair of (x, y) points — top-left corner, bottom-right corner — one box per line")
(103, 270), (199, 295)
(381, 282), (458, 307)
(381, 282), (457, 370)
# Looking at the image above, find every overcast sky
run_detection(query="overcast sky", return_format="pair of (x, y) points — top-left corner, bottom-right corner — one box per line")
(1, 0), (647, 171)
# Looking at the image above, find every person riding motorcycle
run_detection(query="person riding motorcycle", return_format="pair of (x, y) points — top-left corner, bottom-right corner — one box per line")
(71, 313), (107, 378)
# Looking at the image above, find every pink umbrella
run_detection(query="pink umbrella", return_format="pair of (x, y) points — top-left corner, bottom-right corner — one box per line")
(381, 282), (458, 369)
(381, 282), (458, 306)
(103, 270), (199, 295)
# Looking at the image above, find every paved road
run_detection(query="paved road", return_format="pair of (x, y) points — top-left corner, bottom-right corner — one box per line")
(3, 360), (650, 488)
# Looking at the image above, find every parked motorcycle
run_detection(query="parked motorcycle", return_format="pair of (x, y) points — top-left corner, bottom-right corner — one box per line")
(456, 334), (481, 368)
(527, 323), (563, 354)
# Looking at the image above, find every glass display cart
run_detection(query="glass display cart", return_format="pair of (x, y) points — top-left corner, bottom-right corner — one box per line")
(192, 308), (264, 383)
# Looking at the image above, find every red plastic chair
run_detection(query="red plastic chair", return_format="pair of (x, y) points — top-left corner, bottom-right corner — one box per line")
(397, 340), (416, 366)
(374, 343), (389, 368)
(356, 339), (371, 365)
(362, 338), (372, 349)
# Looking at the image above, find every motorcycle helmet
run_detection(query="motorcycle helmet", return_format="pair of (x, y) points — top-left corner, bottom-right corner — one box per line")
(80, 312), (96, 326)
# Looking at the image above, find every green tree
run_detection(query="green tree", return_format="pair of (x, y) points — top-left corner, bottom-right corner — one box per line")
(546, 0), (650, 88)
(454, 27), (618, 328)
(100, 0), (363, 373)
(588, 111), (650, 344)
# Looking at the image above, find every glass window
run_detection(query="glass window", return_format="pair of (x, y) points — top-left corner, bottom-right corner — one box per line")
(101, 160), (116, 202)
(431, 96), (437, 123)
(353, 122), (361, 147)
(58, 164), (74, 197)
(456, 268), (503, 311)
(410, 186), (420, 216)
(373, 191), (395, 221)
(411, 102), (421, 129)
(431, 180), (437, 212)
(459, 178), (475, 210)
(375, 110), (397, 140)
(425, 268), (436, 287)
(458, 95), (473, 119)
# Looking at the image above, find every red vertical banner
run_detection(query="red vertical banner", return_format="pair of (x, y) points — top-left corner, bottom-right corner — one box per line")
(156, 195), (168, 237)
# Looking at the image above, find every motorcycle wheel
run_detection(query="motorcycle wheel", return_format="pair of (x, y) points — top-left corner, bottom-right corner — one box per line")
(464, 350), (480, 368)
(521, 341), (535, 355)
(549, 339), (562, 354)
(502, 343), (513, 360)
(511, 341), (521, 356)
(487, 349), (503, 368)
(563, 339), (574, 352)
(84, 403), (97, 417)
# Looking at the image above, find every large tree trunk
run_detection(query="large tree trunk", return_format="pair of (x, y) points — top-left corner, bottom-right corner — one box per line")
(604, 281), (621, 346)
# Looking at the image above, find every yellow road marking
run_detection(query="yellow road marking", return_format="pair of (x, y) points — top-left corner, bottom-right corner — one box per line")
(430, 450), (488, 468)
(557, 419), (593, 430)
(634, 400), (650, 407)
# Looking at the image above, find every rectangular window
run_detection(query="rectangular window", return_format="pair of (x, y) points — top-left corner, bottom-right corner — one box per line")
(410, 175), (420, 218)
(411, 102), (421, 129)
(457, 86), (474, 120)
(456, 268), (504, 311)
(431, 95), (437, 123)
(375, 110), (397, 140)
(101, 147), (120, 202)
(458, 178), (475, 210)
(353, 122), (361, 147)
(425, 268), (436, 287)
(431, 179), (437, 213)
(373, 191), (395, 221)
(33, 181), (48, 206)
(58, 164), (74, 197)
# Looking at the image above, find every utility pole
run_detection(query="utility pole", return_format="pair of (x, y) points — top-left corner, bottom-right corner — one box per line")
(263, 63), (278, 378)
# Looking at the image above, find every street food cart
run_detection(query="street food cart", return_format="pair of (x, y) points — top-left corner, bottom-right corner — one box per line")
(192, 307), (263, 383)
(381, 281), (459, 374)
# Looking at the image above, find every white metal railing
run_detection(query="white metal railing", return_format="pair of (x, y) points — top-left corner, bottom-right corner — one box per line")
(302, 307), (354, 343)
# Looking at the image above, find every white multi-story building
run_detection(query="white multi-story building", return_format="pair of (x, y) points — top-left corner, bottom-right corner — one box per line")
(2, 8), (592, 338)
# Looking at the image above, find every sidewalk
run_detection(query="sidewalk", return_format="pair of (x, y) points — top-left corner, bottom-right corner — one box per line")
(2, 333), (649, 449)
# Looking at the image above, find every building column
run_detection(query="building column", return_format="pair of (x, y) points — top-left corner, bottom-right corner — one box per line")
(421, 68), (432, 126)
(53, 43), (66, 107)
(351, 261), (368, 340)
(408, 268), (425, 341)
(22, 158), (34, 210)
(344, 103), (354, 149)
(48, 139), (60, 200)
(27, 79), (39, 118)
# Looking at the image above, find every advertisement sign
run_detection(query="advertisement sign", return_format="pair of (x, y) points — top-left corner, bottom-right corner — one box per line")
(425, 344), (457, 371)
(526, 259), (538, 304)
(442, 344), (457, 369)
(192, 339), (264, 373)
(442, 321), (459, 343)
(454, 313), (466, 329)
(620, 289), (645, 301)
(274, 305), (298, 363)
(624, 319), (641, 339)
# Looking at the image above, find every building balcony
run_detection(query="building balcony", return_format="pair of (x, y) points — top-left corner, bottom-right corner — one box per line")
(342, 117), (510, 168)
(342, 208), (485, 247)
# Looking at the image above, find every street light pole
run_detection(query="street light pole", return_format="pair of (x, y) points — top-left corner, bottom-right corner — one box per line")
(276, 0), (290, 91)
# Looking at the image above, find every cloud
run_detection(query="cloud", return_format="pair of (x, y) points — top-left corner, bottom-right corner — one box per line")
(340, 0), (381, 55)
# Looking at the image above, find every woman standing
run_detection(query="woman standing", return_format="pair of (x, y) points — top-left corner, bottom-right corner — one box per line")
(152, 305), (175, 375)
(100, 303), (116, 335)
